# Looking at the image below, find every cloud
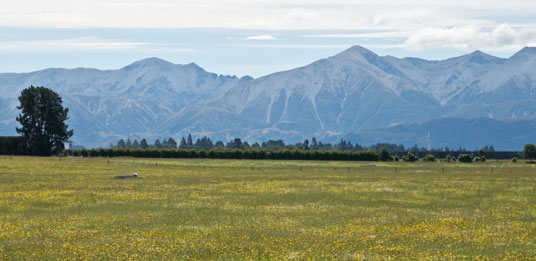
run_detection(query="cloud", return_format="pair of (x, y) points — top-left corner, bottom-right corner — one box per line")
(0, 38), (196, 53)
(234, 44), (350, 49)
(372, 8), (438, 27)
(300, 31), (409, 39)
(3, 0), (535, 30)
(403, 24), (536, 51)
(277, 8), (317, 28)
(245, 35), (276, 40)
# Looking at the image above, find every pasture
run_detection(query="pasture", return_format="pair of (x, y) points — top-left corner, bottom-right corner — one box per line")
(0, 156), (535, 259)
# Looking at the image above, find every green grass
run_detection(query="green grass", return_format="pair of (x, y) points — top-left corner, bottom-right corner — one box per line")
(0, 156), (535, 259)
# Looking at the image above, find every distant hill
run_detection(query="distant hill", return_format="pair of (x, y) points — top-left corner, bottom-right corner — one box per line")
(1, 47), (535, 149)
(0, 58), (249, 146)
(343, 117), (536, 151)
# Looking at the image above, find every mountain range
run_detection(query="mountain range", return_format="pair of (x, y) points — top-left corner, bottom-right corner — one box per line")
(1, 46), (535, 150)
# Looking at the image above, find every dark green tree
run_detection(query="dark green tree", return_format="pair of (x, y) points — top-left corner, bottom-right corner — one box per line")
(187, 134), (193, 149)
(457, 154), (473, 163)
(523, 144), (536, 162)
(140, 138), (148, 149)
(165, 137), (177, 149)
(179, 137), (188, 149)
(303, 139), (309, 150)
(16, 86), (73, 155)
(116, 139), (126, 148)
(132, 139), (140, 149)
(227, 138), (243, 149)
(194, 136), (213, 149)
(378, 147), (392, 161)
(214, 141), (225, 150)
(154, 139), (162, 149)
(251, 142), (261, 149)
(311, 137), (318, 149)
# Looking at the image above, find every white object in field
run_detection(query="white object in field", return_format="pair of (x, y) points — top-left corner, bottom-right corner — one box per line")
(114, 173), (139, 179)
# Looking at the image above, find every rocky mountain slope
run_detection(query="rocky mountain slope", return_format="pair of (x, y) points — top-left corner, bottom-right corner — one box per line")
(1, 47), (535, 149)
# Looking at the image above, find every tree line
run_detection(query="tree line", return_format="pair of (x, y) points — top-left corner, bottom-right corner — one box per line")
(67, 145), (533, 162)
(110, 135), (483, 153)
(70, 148), (381, 161)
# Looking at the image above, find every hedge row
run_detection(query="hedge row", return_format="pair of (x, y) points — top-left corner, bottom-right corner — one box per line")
(69, 148), (380, 161)
(391, 151), (521, 160)
(0, 136), (26, 155)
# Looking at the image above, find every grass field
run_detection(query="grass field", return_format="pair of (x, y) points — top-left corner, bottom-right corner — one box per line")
(1, 156), (535, 259)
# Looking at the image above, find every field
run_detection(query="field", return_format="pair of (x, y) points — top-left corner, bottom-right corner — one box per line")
(1, 156), (535, 259)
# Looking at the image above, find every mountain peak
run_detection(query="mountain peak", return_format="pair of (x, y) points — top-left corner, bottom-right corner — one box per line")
(185, 62), (203, 70)
(469, 50), (485, 56)
(337, 45), (377, 57)
(455, 49), (504, 65)
(516, 46), (536, 56)
(508, 46), (536, 62)
(122, 57), (176, 70)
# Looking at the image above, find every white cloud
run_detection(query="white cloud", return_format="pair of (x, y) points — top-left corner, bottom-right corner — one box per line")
(245, 35), (276, 40)
(403, 24), (536, 51)
(0, 38), (196, 53)
(277, 8), (318, 28)
(2, 0), (536, 54)
(300, 31), (409, 39)
(234, 44), (351, 49)
(1, 0), (535, 30)
(372, 8), (438, 27)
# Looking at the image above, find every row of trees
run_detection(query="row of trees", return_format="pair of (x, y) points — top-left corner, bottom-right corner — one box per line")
(111, 135), (486, 153)
(71, 148), (380, 161)
(69, 146), (532, 162)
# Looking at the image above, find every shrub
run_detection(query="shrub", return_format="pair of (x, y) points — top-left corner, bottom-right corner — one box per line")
(458, 154), (473, 163)
(443, 154), (453, 162)
(423, 154), (435, 162)
(0, 136), (27, 155)
(403, 151), (418, 162)
(378, 147), (392, 161)
(472, 156), (486, 163)
(512, 157), (518, 163)
(393, 156), (400, 162)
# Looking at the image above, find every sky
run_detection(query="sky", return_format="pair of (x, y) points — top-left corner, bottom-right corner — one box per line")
(2, 0), (536, 77)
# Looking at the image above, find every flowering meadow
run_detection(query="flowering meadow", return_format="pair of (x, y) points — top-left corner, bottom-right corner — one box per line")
(0, 156), (535, 259)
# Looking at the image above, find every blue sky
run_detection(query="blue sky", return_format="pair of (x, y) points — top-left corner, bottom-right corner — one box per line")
(2, 0), (536, 77)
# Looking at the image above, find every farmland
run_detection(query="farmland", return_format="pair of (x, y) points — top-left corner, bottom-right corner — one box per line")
(0, 156), (535, 259)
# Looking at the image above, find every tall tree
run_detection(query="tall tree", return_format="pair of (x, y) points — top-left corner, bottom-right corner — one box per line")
(132, 139), (140, 149)
(165, 137), (177, 149)
(523, 144), (536, 163)
(154, 139), (162, 149)
(303, 139), (310, 150)
(116, 139), (126, 148)
(214, 141), (225, 150)
(16, 86), (73, 155)
(311, 137), (318, 149)
(179, 137), (188, 149)
(187, 134), (193, 149)
(140, 138), (148, 149)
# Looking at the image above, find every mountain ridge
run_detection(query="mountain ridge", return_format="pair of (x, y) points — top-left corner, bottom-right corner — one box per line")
(1, 46), (535, 149)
